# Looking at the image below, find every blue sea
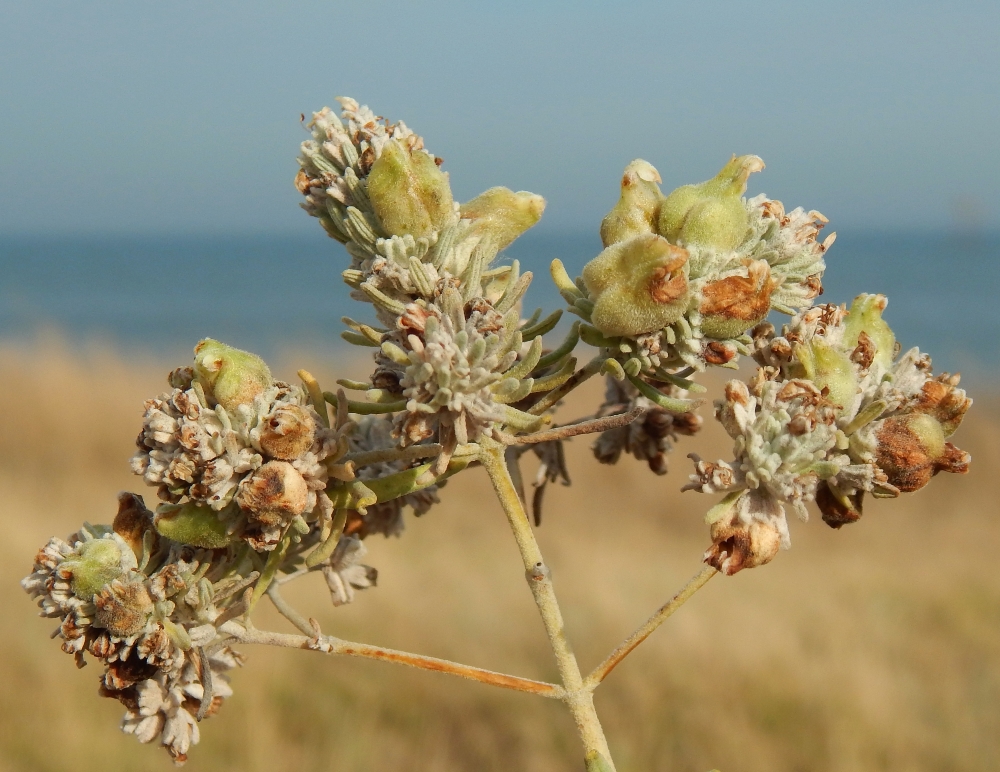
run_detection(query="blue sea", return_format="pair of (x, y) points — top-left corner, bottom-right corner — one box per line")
(1, 228), (996, 385)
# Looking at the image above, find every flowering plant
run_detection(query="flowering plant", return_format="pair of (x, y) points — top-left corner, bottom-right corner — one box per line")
(23, 98), (971, 770)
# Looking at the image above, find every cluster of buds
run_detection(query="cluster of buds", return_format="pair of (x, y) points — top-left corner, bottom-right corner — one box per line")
(21, 495), (243, 763)
(686, 295), (971, 574)
(24, 338), (443, 762)
(131, 339), (350, 551)
(552, 155), (832, 377)
(297, 97), (545, 324)
(299, 97), (583, 476)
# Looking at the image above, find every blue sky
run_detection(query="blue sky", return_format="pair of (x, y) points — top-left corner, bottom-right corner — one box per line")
(1, 0), (997, 235)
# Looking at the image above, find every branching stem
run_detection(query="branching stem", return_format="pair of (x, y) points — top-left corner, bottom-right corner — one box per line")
(527, 355), (606, 416)
(342, 443), (443, 468)
(497, 406), (645, 445)
(218, 620), (564, 698)
(583, 566), (717, 690)
(479, 438), (617, 771)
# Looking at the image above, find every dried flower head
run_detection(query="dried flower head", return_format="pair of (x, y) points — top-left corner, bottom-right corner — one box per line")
(298, 97), (545, 326)
(132, 347), (345, 550)
(556, 154), (831, 377)
(688, 294), (972, 573)
(593, 376), (702, 475)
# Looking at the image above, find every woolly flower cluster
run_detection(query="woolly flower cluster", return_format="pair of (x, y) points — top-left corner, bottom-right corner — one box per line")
(686, 295), (971, 574)
(132, 362), (343, 552)
(297, 97), (546, 324)
(21, 496), (242, 763)
(556, 155), (831, 377)
(371, 286), (563, 475)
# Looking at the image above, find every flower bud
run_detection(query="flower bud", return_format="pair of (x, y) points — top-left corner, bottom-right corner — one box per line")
(582, 233), (690, 337)
(599, 159), (663, 247)
(61, 536), (137, 602)
(705, 515), (782, 575)
(193, 339), (272, 412)
(460, 187), (545, 250)
(366, 138), (455, 238)
(94, 576), (154, 638)
(843, 294), (895, 371)
(793, 339), (858, 415)
(236, 460), (309, 527)
(872, 413), (971, 492)
(657, 155), (764, 250)
(256, 404), (316, 460)
(912, 375), (971, 438)
(154, 502), (238, 549)
(699, 260), (777, 340)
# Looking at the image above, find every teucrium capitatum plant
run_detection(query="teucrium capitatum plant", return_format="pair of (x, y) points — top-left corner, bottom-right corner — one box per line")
(22, 96), (971, 769)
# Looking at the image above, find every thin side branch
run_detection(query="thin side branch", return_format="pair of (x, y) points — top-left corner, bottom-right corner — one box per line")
(583, 566), (717, 690)
(217, 620), (565, 699)
(527, 355), (606, 416)
(342, 443), (443, 468)
(497, 406), (646, 445)
(266, 583), (315, 636)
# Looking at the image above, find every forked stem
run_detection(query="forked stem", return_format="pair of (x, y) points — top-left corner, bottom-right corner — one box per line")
(584, 566), (717, 689)
(479, 438), (617, 771)
(220, 619), (564, 699)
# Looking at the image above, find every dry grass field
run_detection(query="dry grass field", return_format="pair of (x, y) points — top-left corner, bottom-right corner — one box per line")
(2, 336), (999, 772)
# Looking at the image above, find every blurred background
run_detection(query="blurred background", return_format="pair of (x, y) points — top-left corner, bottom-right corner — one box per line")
(1, 1), (998, 770)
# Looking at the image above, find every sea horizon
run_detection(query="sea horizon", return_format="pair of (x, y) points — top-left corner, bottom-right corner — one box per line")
(2, 227), (996, 385)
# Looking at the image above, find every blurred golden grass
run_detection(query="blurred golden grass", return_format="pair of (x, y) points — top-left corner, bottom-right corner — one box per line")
(2, 337), (999, 772)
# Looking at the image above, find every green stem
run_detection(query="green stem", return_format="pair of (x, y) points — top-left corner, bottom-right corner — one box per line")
(479, 438), (617, 770)
(528, 355), (606, 416)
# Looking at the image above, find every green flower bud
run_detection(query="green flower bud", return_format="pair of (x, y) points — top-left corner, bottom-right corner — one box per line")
(366, 138), (454, 238)
(657, 155), (764, 250)
(62, 536), (137, 602)
(873, 413), (970, 492)
(193, 339), (272, 412)
(599, 159), (663, 247)
(582, 233), (690, 337)
(154, 502), (238, 549)
(460, 187), (545, 250)
(793, 339), (858, 414)
(843, 294), (895, 371)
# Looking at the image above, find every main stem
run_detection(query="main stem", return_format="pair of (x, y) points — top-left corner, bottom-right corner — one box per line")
(479, 439), (617, 771)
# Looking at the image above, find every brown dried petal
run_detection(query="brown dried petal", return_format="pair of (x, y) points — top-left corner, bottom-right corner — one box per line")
(649, 253), (689, 304)
(236, 461), (309, 527)
(850, 330), (876, 370)
(94, 578), (154, 637)
(113, 492), (158, 559)
(913, 377), (972, 437)
(700, 261), (776, 327)
(816, 484), (863, 529)
(874, 415), (970, 493)
(704, 518), (782, 575)
(258, 405), (316, 460)
(704, 341), (737, 365)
